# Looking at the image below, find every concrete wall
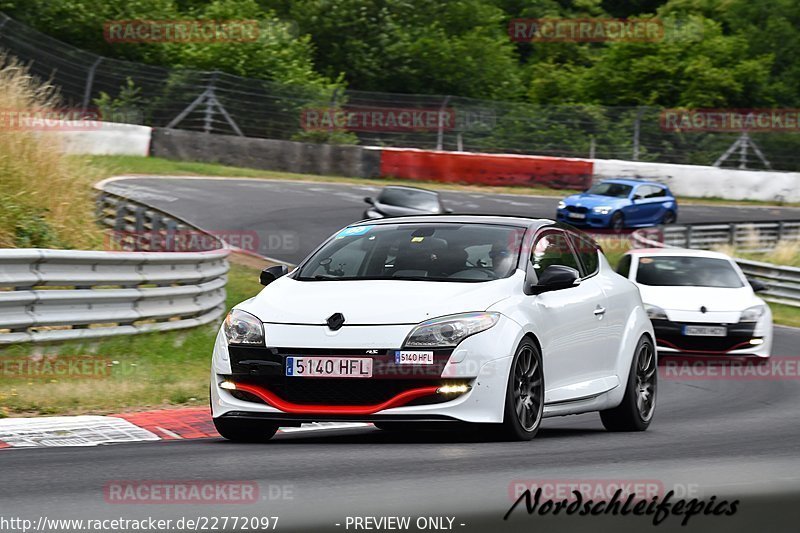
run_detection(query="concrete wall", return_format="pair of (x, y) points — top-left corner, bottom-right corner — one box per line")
(54, 122), (151, 156)
(593, 159), (800, 203)
(150, 128), (382, 178)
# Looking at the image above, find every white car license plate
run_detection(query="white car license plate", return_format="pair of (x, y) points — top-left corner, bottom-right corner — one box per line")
(286, 357), (372, 378)
(395, 350), (434, 365)
(683, 325), (727, 337)
(568, 212), (587, 220)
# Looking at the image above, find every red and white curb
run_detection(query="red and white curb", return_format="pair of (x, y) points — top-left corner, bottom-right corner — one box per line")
(0, 408), (370, 449)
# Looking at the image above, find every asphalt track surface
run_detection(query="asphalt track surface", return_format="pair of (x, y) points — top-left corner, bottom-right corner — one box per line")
(101, 176), (800, 264)
(2, 328), (800, 532)
(1, 176), (799, 532)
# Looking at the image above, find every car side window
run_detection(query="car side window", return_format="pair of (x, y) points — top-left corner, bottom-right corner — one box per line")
(530, 231), (581, 275)
(616, 255), (632, 278)
(571, 235), (599, 277)
(644, 185), (666, 199)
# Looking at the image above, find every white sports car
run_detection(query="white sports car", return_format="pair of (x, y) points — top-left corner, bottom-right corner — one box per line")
(211, 216), (655, 441)
(617, 248), (773, 358)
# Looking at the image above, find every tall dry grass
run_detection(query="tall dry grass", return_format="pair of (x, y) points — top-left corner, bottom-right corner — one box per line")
(714, 240), (800, 267)
(0, 52), (104, 249)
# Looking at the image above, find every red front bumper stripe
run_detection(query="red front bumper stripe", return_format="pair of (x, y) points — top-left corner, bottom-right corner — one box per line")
(232, 383), (440, 415)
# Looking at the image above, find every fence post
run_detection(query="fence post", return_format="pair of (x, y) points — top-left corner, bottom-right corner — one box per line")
(632, 107), (643, 161)
(729, 223), (737, 245)
(81, 57), (104, 113)
(685, 225), (693, 248)
(436, 95), (451, 151)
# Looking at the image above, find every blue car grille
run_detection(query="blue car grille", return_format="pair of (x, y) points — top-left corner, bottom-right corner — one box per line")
(566, 205), (589, 214)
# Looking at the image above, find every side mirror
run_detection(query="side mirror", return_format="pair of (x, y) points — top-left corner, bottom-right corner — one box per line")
(530, 265), (581, 295)
(444, 207), (454, 214)
(260, 265), (288, 286)
(748, 278), (768, 292)
(364, 196), (374, 205)
(633, 194), (644, 201)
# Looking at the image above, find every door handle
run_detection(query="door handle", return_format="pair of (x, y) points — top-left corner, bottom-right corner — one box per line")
(593, 306), (606, 317)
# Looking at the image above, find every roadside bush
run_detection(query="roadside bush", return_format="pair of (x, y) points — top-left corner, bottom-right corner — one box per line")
(0, 52), (104, 249)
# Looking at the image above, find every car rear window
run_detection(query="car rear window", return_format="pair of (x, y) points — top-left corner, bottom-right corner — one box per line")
(378, 188), (439, 210)
(636, 256), (744, 288)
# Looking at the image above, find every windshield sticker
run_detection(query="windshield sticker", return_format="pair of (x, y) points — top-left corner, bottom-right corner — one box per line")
(335, 225), (373, 239)
(411, 236), (425, 243)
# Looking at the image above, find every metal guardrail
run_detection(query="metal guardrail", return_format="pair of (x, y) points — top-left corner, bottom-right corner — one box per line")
(0, 187), (231, 345)
(736, 258), (800, 308)
(631, 224), (800, 308)
(658, 220), (800, 252)
(0, 248), (229, 344)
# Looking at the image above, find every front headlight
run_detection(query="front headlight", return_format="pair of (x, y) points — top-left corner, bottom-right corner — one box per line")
(223, 309), (265, 345)
(643, 304), (668, 320)
(557, 200), (566, 210)
(403, 312), (500, 348)
(593, 206), (613, 215)
(740, 305), (766, 323)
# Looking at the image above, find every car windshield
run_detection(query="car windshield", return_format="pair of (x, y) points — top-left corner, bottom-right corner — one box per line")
(296, 223), (524, 282)
(636, 256), (744, 288)
(378, 188), (440, 210)
(586, 182), (633, 198)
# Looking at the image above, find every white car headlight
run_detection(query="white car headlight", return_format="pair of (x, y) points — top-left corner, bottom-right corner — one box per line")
(740, 305), (766, 323)
(643, 304), (668, 320)
(404, 312), (500, 348)
(557, 201), (567, 210)
(223, 309), (265, 345)
(593, 206), (613, 215)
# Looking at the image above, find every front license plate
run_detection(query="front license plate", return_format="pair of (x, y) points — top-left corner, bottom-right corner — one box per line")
(683, 326), (727, 337)
(286, 357), (372, 378)
(568, 212), (587, 220)
(395, 350), (434, 365)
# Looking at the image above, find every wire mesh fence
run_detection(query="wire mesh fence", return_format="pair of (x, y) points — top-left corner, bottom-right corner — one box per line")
(2, 12), (800, 170)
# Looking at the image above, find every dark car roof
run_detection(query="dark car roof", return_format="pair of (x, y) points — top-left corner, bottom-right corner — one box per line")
(380, 185), (439, 195)
(349, 214), (553, 230)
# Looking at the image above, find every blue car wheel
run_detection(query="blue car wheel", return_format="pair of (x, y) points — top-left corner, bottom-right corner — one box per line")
(610, 212), (625, 230)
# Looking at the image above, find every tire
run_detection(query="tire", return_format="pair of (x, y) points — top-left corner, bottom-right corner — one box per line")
(499, 338), (545, 441)
(662, 211), (677, 225)
(610, 212), (625, 231)
(600, 335), (657, 432)
(213, 417), (279, 442)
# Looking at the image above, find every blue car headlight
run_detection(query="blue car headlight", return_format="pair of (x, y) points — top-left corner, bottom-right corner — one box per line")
(557, 200), (566, 210)
(592, 206), (613, 215)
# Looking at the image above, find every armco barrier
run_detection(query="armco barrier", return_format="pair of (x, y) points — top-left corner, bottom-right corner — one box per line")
(736, 259), (800, 308)
(634, 221), (800, 252)
(379, 148), (593, 189)
(0, 248), (229, 344)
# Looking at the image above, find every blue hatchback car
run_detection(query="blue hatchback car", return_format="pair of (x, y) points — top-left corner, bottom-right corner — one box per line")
(556, 179), (678, 230)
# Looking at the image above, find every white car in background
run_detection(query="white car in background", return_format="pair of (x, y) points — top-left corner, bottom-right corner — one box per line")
(211, 216), (656, 442)
(617, 248), (773, 358)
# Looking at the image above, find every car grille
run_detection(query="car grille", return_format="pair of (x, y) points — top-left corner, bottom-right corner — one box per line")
(232, 377), (462, 406)
(226, 346), (458, 406)
(651, 319), (758, 353)
(566, 205), (589, 214)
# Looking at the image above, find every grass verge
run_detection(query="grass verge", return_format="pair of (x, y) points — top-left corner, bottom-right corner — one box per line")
(0, 263), (263, 418)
